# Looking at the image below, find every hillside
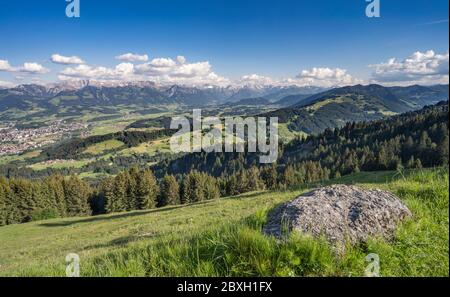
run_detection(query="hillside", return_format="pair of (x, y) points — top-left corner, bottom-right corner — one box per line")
(0, 168), (447, 276)
(275, 93), (312, 107)
(157, 101), (448, 179)
(266, 84), (449, 134)
(224, 97), (271, 107)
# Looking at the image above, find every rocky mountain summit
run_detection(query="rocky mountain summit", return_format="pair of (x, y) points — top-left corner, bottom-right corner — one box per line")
(264, 185), (412, 248)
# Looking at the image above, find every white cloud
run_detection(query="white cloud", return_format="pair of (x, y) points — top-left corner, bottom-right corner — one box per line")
(115, 53), (149, 62)
(177, 55), (186, 64)
(0, 80), (15, 88)
(0, 59), (49, 74)
(51, 54), (85, 65)
(137, 58), (229, 85)
(172, 61), (211, 78)
(21, 62), (50, 74)
(59, 55), (230, 86)
(240, 74), (275, 86)
(148, 58), (177, 68)
(0, 60), (13, 71)
(370, 50), (449, 85)
(238, 68), (362, 88)
(59, 63), (136, 81)
(294, 67), (361, 87)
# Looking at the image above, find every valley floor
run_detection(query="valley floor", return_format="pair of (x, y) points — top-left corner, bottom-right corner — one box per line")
(0, 168), (448, 277)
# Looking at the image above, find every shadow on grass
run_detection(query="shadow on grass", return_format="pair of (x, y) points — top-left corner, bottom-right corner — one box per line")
(225, 190), (270, 200)
(39, 199), (218, 227)
(83, 232), (164, 251)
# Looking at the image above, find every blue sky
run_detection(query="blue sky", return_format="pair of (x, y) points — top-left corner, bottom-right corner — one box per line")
(0, 0), (448, 87)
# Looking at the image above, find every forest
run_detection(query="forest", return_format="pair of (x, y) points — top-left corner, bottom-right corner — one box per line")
(0, 101), (448, 226)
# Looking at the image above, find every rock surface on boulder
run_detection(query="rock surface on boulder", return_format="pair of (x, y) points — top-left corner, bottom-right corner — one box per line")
(264, 185), (412, 246)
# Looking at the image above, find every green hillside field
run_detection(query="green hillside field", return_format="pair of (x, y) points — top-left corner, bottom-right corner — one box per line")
(0, 168), (448, 277)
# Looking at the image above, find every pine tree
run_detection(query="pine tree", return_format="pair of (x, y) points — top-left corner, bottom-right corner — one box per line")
(63, 176), (92, 217)
(136, 169), (158, 210)
(236, 170), (249, 193)
(158, 175), (180, 207)
(261, 164), (278, 190)
(0, 178), (8, 226)
(102, 177), (117, 213)
(204, 174), (220, 200)
(246, 166), (265, 191)
(125, 167), (139, 211)
(47, 175), (67, 217)
(30, 178), (60, 221)
(111, 173), (128, 213)
(182, 171), (202, 203)
(181, 170), (219, 203)
(283, 165), (297, 188)
(1, 178), (20, 225)
(438, 135), (449, 165)
(225, 174), (239, 196)
(9, 178), (36, 222)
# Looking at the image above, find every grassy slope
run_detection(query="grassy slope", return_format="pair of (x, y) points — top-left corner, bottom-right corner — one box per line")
(83, 139), (125, 155)
(0, 168), (448, 276)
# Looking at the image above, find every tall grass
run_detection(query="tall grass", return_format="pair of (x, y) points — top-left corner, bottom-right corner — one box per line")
(10, 168), (448, 277)
(70, 168), (448, 277)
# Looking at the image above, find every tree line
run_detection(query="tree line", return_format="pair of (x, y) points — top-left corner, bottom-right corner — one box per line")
(0, 159), (334, 226)
(1, 102), (448, 226)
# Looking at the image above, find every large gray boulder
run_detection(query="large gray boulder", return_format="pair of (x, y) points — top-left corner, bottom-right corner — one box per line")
(264, 185), (412, 246)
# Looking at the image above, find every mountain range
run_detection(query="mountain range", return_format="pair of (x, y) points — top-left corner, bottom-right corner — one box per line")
(264, 84), (449, 134)
(0, 82), (323, 112)
(0, 82), (448, 136)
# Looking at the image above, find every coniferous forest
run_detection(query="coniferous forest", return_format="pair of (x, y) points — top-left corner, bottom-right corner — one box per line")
(0, 102), (448, 226)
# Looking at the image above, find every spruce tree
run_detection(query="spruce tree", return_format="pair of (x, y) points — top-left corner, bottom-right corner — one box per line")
(0, 178), (8, 226)
(246, 166), (265, 191)
(204, 174), (220, 200)
(182, 171), (201, 203)
(128, 167), (141, 210)
(102, 177), (117, 213)
(111, 173), (127, 212)
(45, 175), (67, 217)
(261, 164), (278, 190)
(158, 175), (180, 207)
(283, 165), (297, 188)
(63, 176), (92, 217)
(9, 178), (35, 222)
(136, 169), (158, 210)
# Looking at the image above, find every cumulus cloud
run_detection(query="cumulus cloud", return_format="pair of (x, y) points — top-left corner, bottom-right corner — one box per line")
(21, 62), (50, 74)
(238, 68), (362, 87)
(51, 54), (85, 65)
(59, 55), (230, 86)
(294, 67), (361, 87)
(135, 58), (229, 85)
(370, 50), (449, 85)
(154, 58), (178, 68)
(240, 74), (275, 86)
(59, 63), (136, 81)
(172, 61), (212, 78)
(115, 53), (149, 62)
(0, 60), (13, 71)
(0, 59), (49, 74)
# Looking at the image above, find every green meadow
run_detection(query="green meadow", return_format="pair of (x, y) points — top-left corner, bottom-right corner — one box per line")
(0, 168), (448, 277)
